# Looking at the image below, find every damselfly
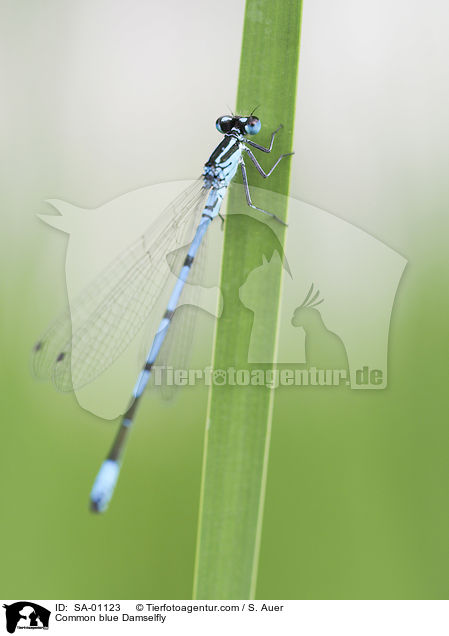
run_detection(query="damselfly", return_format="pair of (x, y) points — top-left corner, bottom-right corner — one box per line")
(33, 113), (293, 512)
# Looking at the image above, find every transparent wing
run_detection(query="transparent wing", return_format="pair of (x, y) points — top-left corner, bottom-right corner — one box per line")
(32, 179), (210, 391)
(150, 227), (211, 400)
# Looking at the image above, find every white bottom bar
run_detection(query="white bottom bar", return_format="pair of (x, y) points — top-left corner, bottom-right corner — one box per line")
(2, 600), (448, 635)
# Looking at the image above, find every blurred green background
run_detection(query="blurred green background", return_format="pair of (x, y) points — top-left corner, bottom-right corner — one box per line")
(1, 0), (448, 599)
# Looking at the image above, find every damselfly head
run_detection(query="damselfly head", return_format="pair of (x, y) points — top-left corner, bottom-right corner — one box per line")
(216, 115), (261, 136)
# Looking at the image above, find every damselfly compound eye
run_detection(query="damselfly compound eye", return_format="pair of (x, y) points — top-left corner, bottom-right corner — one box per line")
(244, 116), (261, 135)
(216, 116), (234, 133)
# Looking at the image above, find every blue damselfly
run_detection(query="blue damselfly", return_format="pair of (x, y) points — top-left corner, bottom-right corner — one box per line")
(33, 114), (293, 512)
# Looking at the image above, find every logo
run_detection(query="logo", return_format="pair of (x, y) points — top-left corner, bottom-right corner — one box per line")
(2, 603), (50, 634)
(37, 180), (406, 416)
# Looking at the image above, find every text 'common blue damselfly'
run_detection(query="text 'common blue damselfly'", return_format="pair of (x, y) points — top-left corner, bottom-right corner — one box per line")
(32, 113), (293, 512)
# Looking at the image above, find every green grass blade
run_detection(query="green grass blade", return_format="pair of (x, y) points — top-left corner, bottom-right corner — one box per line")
(193, 0), (303, 599)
